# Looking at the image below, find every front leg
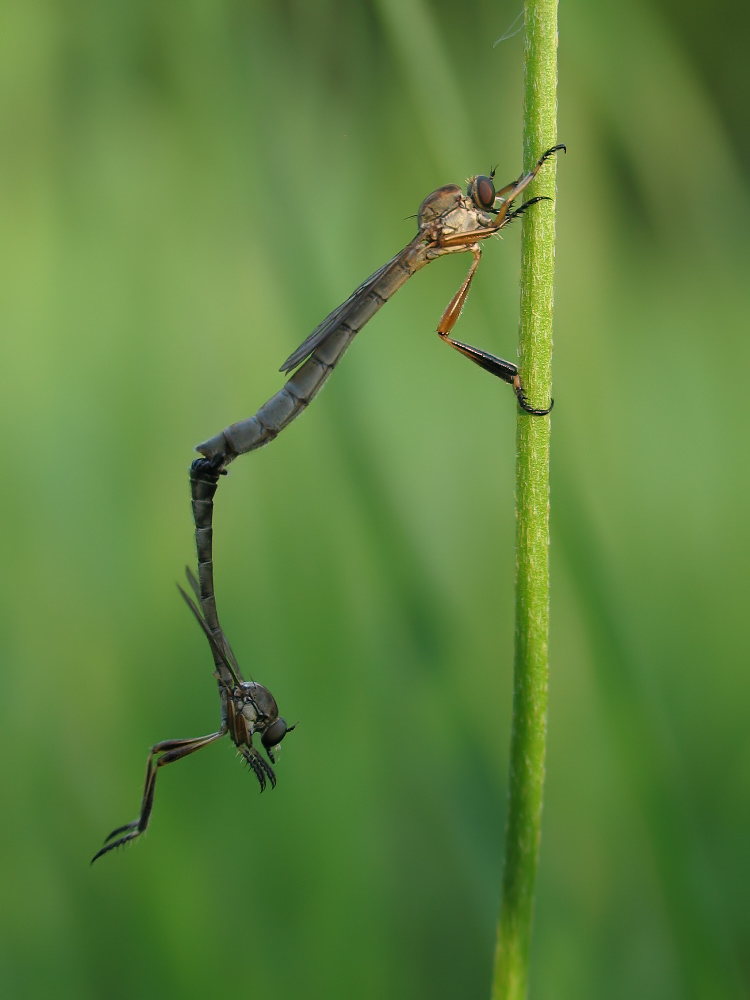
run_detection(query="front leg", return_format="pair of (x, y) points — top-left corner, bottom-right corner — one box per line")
(237, 744), (277, 790)
(436, 248), (553, 415)
(229, 706), (277, 791)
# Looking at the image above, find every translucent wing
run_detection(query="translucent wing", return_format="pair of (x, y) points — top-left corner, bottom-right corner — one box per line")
(184, 566), (243, 682)
(178, 584), (243, 689)
(279, 245), (412, 373)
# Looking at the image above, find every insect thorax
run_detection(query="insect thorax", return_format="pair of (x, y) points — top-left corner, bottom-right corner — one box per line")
(417, 185), (494, 240)
(236, 681), (279, 733)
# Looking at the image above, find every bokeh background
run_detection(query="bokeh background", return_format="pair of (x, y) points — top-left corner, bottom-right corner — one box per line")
(1, 1), (748, 997)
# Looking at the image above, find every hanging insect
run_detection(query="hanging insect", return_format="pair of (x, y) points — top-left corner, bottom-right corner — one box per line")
(91, 457), (294, 863)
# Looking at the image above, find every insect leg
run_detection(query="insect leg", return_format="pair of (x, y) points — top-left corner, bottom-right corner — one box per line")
(436, 248), (553, 415)
(91, 730), (226, 863)
(237, 743), (277, 791)
(492, 144), (565, 227)
(228, 705), (277, 791)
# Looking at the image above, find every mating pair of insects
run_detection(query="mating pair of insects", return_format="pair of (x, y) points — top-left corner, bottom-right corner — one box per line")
(92, 144), (564, 863)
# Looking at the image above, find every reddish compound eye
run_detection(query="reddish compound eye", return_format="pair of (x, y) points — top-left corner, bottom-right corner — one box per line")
(472, 175), (496, 210)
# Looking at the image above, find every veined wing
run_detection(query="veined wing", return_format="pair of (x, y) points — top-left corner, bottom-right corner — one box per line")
(178, 582), (244, 688)
(184, 566), (243, 683)
(279, 240), (419, 373)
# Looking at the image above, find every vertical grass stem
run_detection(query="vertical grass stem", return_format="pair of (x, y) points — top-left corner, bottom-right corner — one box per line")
(491, 1), (560, 997)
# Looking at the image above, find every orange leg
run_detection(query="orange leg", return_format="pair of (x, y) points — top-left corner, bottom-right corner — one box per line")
(436, 248), (553, 415)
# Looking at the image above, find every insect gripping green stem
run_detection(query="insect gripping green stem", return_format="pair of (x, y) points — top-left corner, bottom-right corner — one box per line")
(491, 1), (560, 998)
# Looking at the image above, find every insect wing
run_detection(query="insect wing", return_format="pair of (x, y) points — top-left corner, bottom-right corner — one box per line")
(184, 566), (243, 681)
(178, 585), (244, 688)
(279, 245), (412, 373)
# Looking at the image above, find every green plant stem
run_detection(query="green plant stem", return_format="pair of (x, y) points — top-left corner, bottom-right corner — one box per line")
(491, 1), (560, 998)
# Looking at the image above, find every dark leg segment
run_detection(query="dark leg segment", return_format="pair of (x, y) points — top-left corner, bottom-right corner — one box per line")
(435, 248), (553, 415)
(91, 730), (226, 863)
(237, 744), (277, 791)
(492, 144), (565, 227)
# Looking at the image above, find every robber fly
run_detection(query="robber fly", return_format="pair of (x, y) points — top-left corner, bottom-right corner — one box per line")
(91, 457), (294, 862)
(197, 145), (564, 466)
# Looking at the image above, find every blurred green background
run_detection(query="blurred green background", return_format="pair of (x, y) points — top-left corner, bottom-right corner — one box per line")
(2, 1), (748, 997)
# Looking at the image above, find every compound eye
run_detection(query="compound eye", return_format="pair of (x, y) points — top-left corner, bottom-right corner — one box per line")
(473, 175), (496, 210)
(261, 718), (289, 750)
(260, 719), (297, 756)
